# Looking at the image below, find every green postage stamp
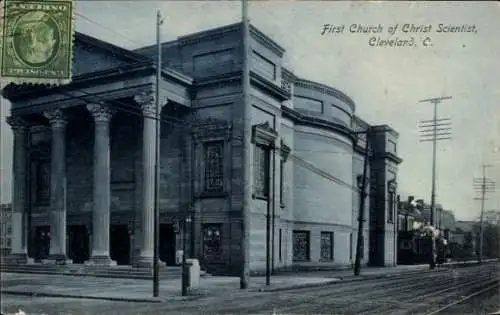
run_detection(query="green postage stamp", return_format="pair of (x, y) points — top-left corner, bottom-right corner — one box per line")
(1, 0), (75, 85)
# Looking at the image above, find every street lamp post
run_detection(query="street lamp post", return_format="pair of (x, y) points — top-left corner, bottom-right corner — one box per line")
(182, 214), (192, 296)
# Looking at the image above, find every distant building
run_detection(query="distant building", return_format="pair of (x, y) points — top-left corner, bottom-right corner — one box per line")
(483, 210), (500, 225)
(397, 195), (424, 232)
(0, 203), (13, 259)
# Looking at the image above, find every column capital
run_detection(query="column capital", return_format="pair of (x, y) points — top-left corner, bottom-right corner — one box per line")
(134, 91), (168, 118)
(43, 109), (67, 128)
(6, 116), (28, 135)
(134, 91), (157, 118)
(86, 104), (114, 123)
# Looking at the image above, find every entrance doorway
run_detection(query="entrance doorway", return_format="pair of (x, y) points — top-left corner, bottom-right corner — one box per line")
(34, 226), (50, 261)
(110, 225), (130, 265)
(159, 224), (176, 266)
(67, 225), (89, 264)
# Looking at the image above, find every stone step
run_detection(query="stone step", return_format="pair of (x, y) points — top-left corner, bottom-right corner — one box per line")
(0, 263), (210, 280)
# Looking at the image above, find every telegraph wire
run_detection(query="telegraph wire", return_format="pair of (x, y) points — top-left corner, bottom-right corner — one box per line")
(75, 12), (148, 48)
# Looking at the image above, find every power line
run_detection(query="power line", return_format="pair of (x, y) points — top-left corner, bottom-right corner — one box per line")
(76, 12), (147, 48)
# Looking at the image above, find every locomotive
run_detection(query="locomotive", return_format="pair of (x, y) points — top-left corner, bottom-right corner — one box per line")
(398, 226), (449, 265)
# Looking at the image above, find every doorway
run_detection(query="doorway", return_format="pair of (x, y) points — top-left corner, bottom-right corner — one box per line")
(110, 225), (130, 265)
(34, 226), (50, 261)
(67, 225), (89, 264)
(159, 224), (176, 266)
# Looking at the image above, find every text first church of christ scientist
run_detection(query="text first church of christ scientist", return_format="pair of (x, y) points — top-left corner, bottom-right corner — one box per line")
(2, 23), (402, 275)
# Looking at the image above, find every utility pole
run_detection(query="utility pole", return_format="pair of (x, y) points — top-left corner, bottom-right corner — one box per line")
(418, 96), (452, 226)
(473, 164), (495, 263)
(353, 127), (371, 276)
(240, 0), (251, 289)
(353, 125), (395, 276)
(152, 10), (163, 298)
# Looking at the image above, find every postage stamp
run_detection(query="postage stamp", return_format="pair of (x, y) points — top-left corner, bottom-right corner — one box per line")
(0, 0), (75, 85)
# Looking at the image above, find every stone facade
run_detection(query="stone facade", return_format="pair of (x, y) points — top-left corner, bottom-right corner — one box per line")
(1, 23), (402, 274)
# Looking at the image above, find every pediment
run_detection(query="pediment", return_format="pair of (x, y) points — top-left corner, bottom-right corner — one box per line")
(72, 32), (147, 77)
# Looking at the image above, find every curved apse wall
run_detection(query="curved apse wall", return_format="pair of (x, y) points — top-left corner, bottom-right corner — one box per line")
(291, 79), (355, 264)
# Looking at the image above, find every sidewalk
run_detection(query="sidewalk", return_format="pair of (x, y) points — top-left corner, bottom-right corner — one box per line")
(1, 259), (495, 303)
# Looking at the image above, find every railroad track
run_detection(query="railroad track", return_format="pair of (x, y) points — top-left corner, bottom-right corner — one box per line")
(424, 279), (500, 315)
(265, 263), (498, 315)
(336, 266), (497, 315)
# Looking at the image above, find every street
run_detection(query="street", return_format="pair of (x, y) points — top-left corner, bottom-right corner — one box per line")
(1, 263), (498, 315)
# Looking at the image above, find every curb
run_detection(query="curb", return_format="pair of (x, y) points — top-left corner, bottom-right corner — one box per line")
(1, 290), (166, 303)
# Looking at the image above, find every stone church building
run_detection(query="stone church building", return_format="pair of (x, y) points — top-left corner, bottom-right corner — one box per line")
(2, 22), (402, 275)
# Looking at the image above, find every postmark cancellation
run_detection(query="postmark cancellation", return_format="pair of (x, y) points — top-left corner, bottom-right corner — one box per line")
(0, 0), (76, 85)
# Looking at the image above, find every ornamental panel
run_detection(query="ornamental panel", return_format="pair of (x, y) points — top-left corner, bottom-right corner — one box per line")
(204, 141), (224, 193)
(293, 230), (310, 261)
(202, 224), (223, 263)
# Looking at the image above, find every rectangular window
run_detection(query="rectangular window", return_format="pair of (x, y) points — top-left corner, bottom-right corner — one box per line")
(252, 51), (276, 80)
(36, 160), (50, 205)
(387, 192), (395, 223)
(294, 96), (323, 113)
(320, 232), (334, 261)
(193, 49), (235, 77)
(388, 139), (397, 154)
(292, 230), (310, 261)
(204, 141), (224, 193)
(254, 145), (270, 198)
(279, 160), (285, 206)
(279, 229), (282, 262)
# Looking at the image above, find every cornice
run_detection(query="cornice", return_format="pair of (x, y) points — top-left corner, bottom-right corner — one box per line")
(281, 67), (296, 81)
(251, 71), (291, 102)
(294, 79), (356, 111)
(193, 70), (290, 102)
(2, 61), (193, 102)
(249, 25), (286, 58)
(384, 152), (403, 165)
(76, 32), (147, 63)
(281, 106), (356, 144)
(252, 122), (278, 147)
(178, 22), (241, 46)
(194, 71), (242, 89)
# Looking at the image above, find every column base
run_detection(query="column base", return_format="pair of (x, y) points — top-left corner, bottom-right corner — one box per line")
(46, 254), (72, 265)
(133, 256), (166, 268)
(5, 252), (28, 265)
(85, 255), (117, 267)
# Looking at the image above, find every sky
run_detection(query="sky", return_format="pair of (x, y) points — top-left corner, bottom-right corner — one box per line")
(1, 1), (499, 221)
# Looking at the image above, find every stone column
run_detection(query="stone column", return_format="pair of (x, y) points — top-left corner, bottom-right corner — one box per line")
(43, 109), (68, 264)
(6, 116), (28, 264)
(85, 104), (116, 266)
(134, 92), (157, 267)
